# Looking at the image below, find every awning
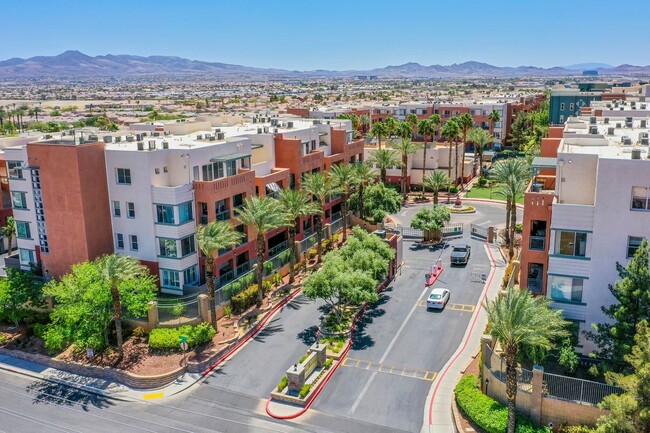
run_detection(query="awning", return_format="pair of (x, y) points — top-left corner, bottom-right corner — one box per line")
(210, 153), (251, 162)
(531, 156), (557, 169)
(266, 182), (281, 193)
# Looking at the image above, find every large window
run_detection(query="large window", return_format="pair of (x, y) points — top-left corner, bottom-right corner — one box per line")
(159, 238), (177, 257)
(627, 236), (644, 258)
(16, 221), (31, 239)
(115, 233), (124, 249)
(179, 202), (193, 224)
(631, 186), (650, 210)
(161, 269), (180, 288)
(156, 204), (175, 224)
(18, 248), (34, 266)
(554, 231), (587, 257)
(11, 191), (27, 209)
(116, 168), (131, 185)
(7, 161), (23, 180)
(201, 162), (225, 181)
(183, 266), (198, 285)
(180, 235), (196, 256)
(550, 275), (584, 303)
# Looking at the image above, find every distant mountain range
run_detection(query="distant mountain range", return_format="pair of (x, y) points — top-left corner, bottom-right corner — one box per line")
(0, 51), (649, 79)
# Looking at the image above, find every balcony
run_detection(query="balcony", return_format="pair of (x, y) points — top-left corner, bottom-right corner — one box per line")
(268, 240), (288, 258)
(529, 236), (546, 251)
(216, 208), (231, 221)
(193, 170), (255, 193)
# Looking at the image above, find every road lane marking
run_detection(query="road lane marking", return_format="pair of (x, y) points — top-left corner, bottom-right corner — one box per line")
(417, 300), (476, 312)
(342, 357), (437, 382)
(143, 391), (164, 400)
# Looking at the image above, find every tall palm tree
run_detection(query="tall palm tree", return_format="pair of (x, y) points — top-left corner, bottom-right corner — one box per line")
(496, 174), (528, 260)
(359, 114), (370, 134)
(2, 217), (15, 256)
(0, 106), (6, 129)
(418, 119), (435, 186)
(489, 109), (501, 147)
(301, 172), (333, 263)
(423, 171), (450, 205)
(406, 113), (419, 130)
(391, 138), (421, 196)
(330, 163), (355, 242)
(484, 287), (568, 433)
(370, 121), (387, 149)
(95, 254), (145, 358)
(196, 220), (242, 329)
(397, 121), (413, 139)
(235, 197), (285, 306)
(352, 162), (377, 220)
(491, 158), (529, 257)
(384, 116), (399, 144)
(32, 106), (42, 122)
(458, 113), (474, 189)
(429, 113), (441, 142)
(441, 118), (461, 187)
(367, 148), (399, 185)
(278, 189), (318, 284)
(467, 128), (493, 172)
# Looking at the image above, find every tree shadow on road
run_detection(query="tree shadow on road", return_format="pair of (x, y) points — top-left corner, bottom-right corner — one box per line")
(253, 320), (284, 342)
(285, 295), (310, 311)
(297, 325), (319, 346)
(26, 380), (115, 411)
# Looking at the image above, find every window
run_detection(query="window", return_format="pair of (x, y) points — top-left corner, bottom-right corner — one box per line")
(202, 162), (225, 181)
(202, 163), (213, 181)
(179, 202), (193, 223)
(159, 238), (177, 257)
(569, 103), (574, 111)
(235, 224), (247, 244)
(7, 161), (23, 180)
(180, 235), (196, 256)
(631, 186), (650, 210)
(161, 269), (180, 288)
(130, 235), (138, 251)
(16, 221), (31, 239)
(11, 191), (27, 209)
(115, 233), (124, 249)
(156, 204), (175, 224)
(163, 166), (168, 173)
(627, 236), (644, 258)
(116, 168), (131, 185)
(233, 193), (244, 209)
(529, 220), (547, 250)
(18, 248), (34, 266)
(155, 168), (160, 175)
(550, 275), (584, 303)
(554, 231), (587, 257)
(199, 202), (208, 224)
(559, 115), (565, 123)
(113, 200), (121, 217)
(183, 266), (198, 285)
(127, 202), (135, 218)
(560, 103), (565, 111)
(193, 166), (200, 181)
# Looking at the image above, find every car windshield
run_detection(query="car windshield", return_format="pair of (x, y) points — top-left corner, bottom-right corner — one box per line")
(429, 294), (442, 300)
(454, 246), (467, 251)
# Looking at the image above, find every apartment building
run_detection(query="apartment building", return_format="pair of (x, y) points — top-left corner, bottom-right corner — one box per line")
(519, 112), (650, 353)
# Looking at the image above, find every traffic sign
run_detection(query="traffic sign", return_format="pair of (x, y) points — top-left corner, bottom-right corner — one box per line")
(180, 341), (188, 352)
(179, 335), (189, 343)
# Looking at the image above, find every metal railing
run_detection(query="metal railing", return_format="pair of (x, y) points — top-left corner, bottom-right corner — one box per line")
(330, 217), (343, 235)
(268, 240), (288, 258)
(529, 236), (546, 251)
(442, 222), (464, 237)
(543, 372), (622, 406)
(156, 294), (201, 325)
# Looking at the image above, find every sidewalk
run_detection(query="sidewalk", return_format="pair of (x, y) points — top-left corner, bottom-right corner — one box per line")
(421, 241), (506, 433)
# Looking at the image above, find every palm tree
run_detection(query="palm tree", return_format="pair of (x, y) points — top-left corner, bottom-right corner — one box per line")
(458, 113), (474, 189)
(488, 109), (501, 139)
(2, 217), (15, 256)
(96, 254), (145, 358)
(484, 287), (568, 433)
(0, 106), (6, 129)
(496, 174), (528, 260)
(359, 114), (370, 134)
(278, 189), (318, 284)
(352, 162), (377, 220)
(301, 172), (333, 263)
(235, 197), (285, 307)
(196, 220), (242, 329)
(467, 128), (493, 172)
(397, 121), (413, 139)
(491, 158), (529, 258)
(367, 148), (399, 184)
(429, 114), (441, 142)
(391, 138), (421, 196)
(423, 171), (450, 205)
(384, 116), (399, 144)
(330, 163), (356, 242)
(441, 118), (461, 189)
(370, 121), (387, 149)
(418, 119), (435, 186)
(406, 113), (419, 130)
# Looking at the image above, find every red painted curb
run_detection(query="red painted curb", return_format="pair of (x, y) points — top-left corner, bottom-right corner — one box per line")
(267, 268), (444, 420)
(427, 243), (496, 424)
(202, 287), (302, 378)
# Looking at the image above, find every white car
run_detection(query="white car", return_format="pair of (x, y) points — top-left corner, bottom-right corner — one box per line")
(426, 288), (450, 309)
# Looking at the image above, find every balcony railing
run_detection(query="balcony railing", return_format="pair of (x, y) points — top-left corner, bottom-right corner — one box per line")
(331, 212), (341, 222)
(235, 261), (251, 276)
(268, 240), (288, 258)
(218, 270), (234, 286)
(216, 208), (231, 221)
(529, 236), (546, 251)
(199, 215), (208, 225)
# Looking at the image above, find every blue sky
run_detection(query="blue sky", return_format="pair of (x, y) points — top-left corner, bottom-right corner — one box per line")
(1, 0), (648, 70)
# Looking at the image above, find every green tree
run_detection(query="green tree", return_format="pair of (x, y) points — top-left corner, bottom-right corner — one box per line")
(467, 128), (493, 170)
(0, 269), (43, 327)
(367, 148), (399, 184)
(397, 121), (413, 139)
(301, 171), (335, 263)
(351, 182), (401, 223)
(44, 259), (156, 353)
(411, 205), (451, 243)
(406, 113), (419, 129)
(2, 216), (16, 256)
(490, 158), (529, 254)
(488, 109), (501, 138)
(359, 114), (370, 134)
(418, 118), (435, 184)
(441, 118), (461, 185)
(278, 189), (318, 284)
(508, 112), (530, 151)
(423, 170), (450, 205)
(196, 220), (242, 329)
(384, 116), (399, 143)
(596, 320), (650, 433)
(495, 174), (527, 260)
(391, 138), (421, 196)
(330, 163), (356, 242)
(458, 113), (474, 189)
(370, 121), (387, 149)
(586, 240), (650, 371)
(235, 196), (285, 307)
(352, 162), (377, 220)
(484, 287), (569, 433)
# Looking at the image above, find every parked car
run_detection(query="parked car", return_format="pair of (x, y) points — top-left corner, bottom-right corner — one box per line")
(450, 244), (471, 265)
(426, 288), (450, 309)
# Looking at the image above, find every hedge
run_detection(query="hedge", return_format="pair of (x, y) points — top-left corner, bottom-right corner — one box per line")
(231, 285), (258, 315)
(455, 375), (550, 433)
(149, 323), (216, 350)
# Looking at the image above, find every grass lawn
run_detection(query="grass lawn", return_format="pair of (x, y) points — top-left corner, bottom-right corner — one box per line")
(464, 186), (524, 204)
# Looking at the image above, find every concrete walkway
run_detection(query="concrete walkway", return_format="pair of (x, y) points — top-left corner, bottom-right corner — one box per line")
(421, 242), (506, 433)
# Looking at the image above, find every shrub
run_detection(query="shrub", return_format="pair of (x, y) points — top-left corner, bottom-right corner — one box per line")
(324, 358), (333, 369)
(299, 352), (310, 364)
(132, 326), (147, 339)
(32, 323), (47, 339)
(277, 376), (288, 392)
(307, 248), (317, 260)
(0, 334), (7, 345)
(262, 280), (272, 293)
(332, 233), (339, 244)
(449, 185), (458, 194)
(515, 223), (523, 233)
(299, 384), (311, 398)
(478, 177), (488, 187)
(148, 323), (216, 350)
(455, 375), (550, 433)
(231, 285), (258, 314)
(322, 239), (332, 252)
(501, 261), (515, 289)
(223, 305), (233, 317)
(558, 427), (596, 433)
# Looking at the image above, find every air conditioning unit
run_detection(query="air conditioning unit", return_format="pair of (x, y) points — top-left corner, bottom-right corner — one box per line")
(148, 140), (156, 150)
(287, 121), (294, 128)
(616, 123), (622, 128)
(622, 136), (632, 145)
(641, 120), (647, 128)
(162, 141), (169, 149)
(589, 125), (598, 134)
(153, 132), (160, 137)
(126, 135), (135, 142)
(217, 132), (225, 140)
(209, 136), (216, 141)
(137, 141), (144, 151)
(632, 149), (642, 160)
(641, 138), (649, 146)
(589, 116), (597, 124)
(135, 134), (143, 141)
(196, 134), (203, 140)
(115, 136), (122, 142)
(263, 126), (269, 133)
(607, 127), (615, 135)
(103, 135), (113, 143)
(257, 128), (263, 134)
